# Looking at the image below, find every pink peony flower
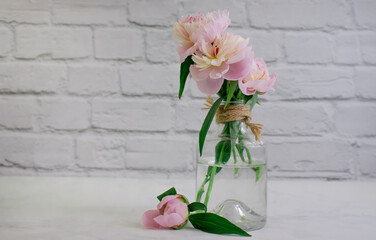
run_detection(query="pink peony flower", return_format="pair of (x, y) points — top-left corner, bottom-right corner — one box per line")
(202, 10), (231, 43)
(238, 58), (278, 95)
(141, 195), (189, 229)
(173, 10), (230, 62)
(190, 33), (253, 95)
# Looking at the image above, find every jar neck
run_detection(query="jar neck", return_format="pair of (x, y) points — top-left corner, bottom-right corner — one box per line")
(216, 120), (249, 139)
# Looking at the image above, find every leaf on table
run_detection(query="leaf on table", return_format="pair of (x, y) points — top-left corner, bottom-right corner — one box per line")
(188, 213), (251, 237)
(188, 202), (207, 213)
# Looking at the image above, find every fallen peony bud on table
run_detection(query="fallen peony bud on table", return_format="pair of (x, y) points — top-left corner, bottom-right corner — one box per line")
(142, 194), (189, 229)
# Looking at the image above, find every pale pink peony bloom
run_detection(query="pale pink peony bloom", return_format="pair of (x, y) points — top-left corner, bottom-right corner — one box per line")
(238, 58), (278, 95)
(173, 13), (205, 62)
(173, 10), (230, 62)
(141, 195), (189, 229)
(190, 33), (253, 95)
(202, 10), (231, 43)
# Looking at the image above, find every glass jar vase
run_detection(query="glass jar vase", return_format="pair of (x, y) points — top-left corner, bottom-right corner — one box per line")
(195, 101), (267, 231)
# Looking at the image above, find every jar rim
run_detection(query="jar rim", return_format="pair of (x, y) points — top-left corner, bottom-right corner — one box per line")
(219, 99), (247, 105)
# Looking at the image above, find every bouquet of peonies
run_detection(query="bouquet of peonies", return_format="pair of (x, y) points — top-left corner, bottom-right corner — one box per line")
(174, 10), (277, 99)
(142, 10), (278, 237)
(174, 10), (278, 205)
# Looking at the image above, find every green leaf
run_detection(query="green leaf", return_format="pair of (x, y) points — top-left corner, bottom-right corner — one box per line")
(157, 187), (177, 201)
(224, 80), (238, 108)
(236, 143), (246, 163)
(249, 92), (259, 111)
(188, 213), (251, 237)
(179, 56), (194, 99)
(199, 96), (224, 156)
(207, 140), (231, 176)
(253, 166), (263, 182)
(243, 94), (253, 104)
(188, 202), (207, 213)
(215, 140), (232, 164)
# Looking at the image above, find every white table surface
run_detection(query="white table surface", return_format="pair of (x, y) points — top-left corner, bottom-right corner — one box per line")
(0, 177), (375, 240)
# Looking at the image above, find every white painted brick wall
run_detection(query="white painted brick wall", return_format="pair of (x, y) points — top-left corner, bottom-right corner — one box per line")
(285, 33), (334, 64)
(0, 27), (12, 57)
(0, 0), (50, 24)
(0, 97), (37, 130)
(16, 26), (92, 59)
(52, 0), (128, 25)
(39, 98), (91, 130)
(266, 138), (353, 178)
(94, 28), (144, 60)
(120, 64), (179, 95)
(67, 64), (119, 96)
(92, 99), (173, 131)
(0, 134), (74, 169)
(0, 63), (65, 93)
(0, 0), (375, 180)
(76, 135), (127, 169)
(125, 136), (193, 171)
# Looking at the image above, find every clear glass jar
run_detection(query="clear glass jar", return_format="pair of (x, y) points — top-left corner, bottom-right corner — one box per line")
(195, 101), (267, 231)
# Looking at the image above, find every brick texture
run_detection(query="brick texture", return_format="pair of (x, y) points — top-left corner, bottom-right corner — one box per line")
(0, 97), (37, 130)
(0, 135), (74, 169)
(0, 0), (375, 179)
(68, 64), (119, 95)
(247, 0), (351, 29)
(94, 28), (143, 60)
(40, 98), (91, 130)
(16, 26), (92, 59)
(267, 138), (353, 172)
(76, 135), (127, 169)
(120, 64), (179, 96)
(0, 63), (65, 93)
(0, 0), (50, 24)
(128, 0), (178, 26)
(52, 0), (127, 25)
(92, 99), (172, 131)
(125, 136), (192, 171)
(0, 27), (12, 57)
(285, 33), (334, 64)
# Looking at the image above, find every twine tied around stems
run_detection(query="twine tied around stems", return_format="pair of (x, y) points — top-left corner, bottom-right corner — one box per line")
(202, 96), (263, 142)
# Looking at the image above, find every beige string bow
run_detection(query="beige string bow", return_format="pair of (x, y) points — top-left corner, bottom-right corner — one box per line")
(202, 96), (263, 142)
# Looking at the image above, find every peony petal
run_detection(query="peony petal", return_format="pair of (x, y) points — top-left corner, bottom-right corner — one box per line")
(157, 195), (179, 211)
(174, 202), (189, 219)
(227, 39), (251, 64)
(209, 63), (229, 79)
(239, 79), (256, 96)
(190, 65), (210, 81)
(259, 73), (278, 93)
(141, 210), (163, 229)
(202, 10), (231, 42)
(154, 213), (186, 228)
(176, 43), (199, 63)
(195, 77), (224, 95)
(224, 54), (253, 80)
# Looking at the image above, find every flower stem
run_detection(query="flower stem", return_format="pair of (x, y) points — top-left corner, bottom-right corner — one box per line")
(245, 145), (252, 164)
(204, 166), (217, 206)
(196, 176), (209, 202)
(203, 141), (226, 206)
(232, 148), (240, 176)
